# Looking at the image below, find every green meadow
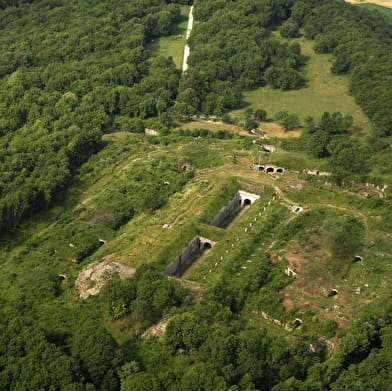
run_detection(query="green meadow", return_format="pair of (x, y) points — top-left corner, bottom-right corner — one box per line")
(232, 37), (373, 134)
(151, 5), (190, 68)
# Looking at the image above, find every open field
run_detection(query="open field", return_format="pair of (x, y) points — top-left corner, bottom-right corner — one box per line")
(346, 0), (392, 9)
(149, 5), (190, 68)
(231, 38), (373, 135)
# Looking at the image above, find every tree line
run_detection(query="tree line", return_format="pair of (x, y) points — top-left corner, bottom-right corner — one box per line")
(174, 0), (306, 118)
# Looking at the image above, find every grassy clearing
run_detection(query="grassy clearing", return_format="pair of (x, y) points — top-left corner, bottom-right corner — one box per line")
(231, 37), (372, 134)
(1, 129), (391, 334)
(150, 5), (190, 68)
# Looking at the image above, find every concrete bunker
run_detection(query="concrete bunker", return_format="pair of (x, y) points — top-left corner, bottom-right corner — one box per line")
(285, 266), (297, 277)
(266, 166), (275, 173)
(292, 205), (303, 214)
(243, 199), (251, 206)
(261, 144), (276, 153)
(203, 241), (212, 250)
(178, 159), (193, 172)
(252, 164), (285, 174)
(210, 190), (260, 228)
(305, 169), (331, 176)
(164, 236), (215, 277)
(353, 255), (363, 263)
(293, 318), (302, 328)
(327, 289), (338, 298)
(252, 164), (265, 171)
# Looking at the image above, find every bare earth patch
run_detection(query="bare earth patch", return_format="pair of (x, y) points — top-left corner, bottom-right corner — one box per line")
(76, 254), (135, 299)
(142, 318), (170, 339)
(260, 122), (301, 138)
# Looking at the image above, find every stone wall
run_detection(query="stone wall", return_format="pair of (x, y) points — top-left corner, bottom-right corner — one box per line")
(164, 236), (203, 277)
(209, 192), (242, 228)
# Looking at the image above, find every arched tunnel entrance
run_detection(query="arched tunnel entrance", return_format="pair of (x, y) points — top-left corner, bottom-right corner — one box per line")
(243, 199), (251, 206)
(203, 242), (212, 250)
(163, 236), (216, 277)
(266, 167), (275, 173)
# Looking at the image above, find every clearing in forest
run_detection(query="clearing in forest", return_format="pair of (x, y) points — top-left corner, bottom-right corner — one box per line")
(151, 5), (190, 68)
(232, 37), (372, 134)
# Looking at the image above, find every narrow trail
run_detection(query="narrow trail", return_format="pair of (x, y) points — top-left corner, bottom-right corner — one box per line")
(182, 5), (194, 72)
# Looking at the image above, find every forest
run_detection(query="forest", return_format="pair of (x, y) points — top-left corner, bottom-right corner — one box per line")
(0, 0), (392, 390)
(0, 0), (182, 233)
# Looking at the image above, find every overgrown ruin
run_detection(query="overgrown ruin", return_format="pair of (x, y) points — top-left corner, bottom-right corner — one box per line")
(210, 190), (260, 228)
(164, 236), (214, 277)
(252, 164), (285, 174)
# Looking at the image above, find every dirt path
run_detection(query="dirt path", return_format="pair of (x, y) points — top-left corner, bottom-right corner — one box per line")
(182, 5), (194, 72)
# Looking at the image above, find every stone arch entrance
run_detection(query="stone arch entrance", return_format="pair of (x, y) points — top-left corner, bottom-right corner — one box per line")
(327, 289), (338, 297)
(243, 199), (252, 206)
(203, 242), (212, 250)
(293, 318), (302, 328)
(199, 237), (214, 251)
(238, 191), (260, 205)
(178, 159), (193, 172)
(353, 255), (363, 263)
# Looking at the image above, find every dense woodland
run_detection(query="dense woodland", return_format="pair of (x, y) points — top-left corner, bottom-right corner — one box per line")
(1, 0), (392, 390)
(0, 0), (183, 233)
